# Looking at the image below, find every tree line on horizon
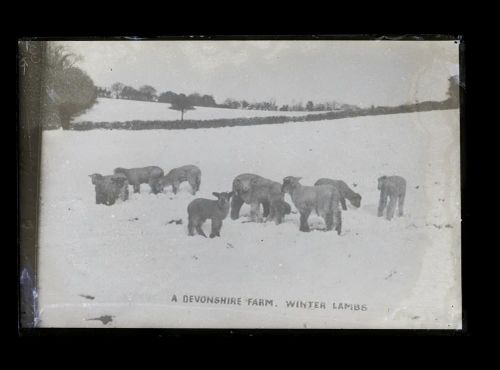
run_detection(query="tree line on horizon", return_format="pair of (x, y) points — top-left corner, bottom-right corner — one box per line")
(96, 82), (362, 113)
(96, 76), (459, 115)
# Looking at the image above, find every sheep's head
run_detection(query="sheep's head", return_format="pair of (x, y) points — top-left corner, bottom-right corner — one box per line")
(89, 173), (103, 185)
(213, 191), (234, 208)
(351, 193), (362, 208)
(377, 176), (387, 190)
(281, 176), (302, 194)
(234, 178), (252, 194)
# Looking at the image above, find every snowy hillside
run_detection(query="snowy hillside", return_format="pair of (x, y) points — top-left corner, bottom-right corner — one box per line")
(73, 98), (321, 123)
(38, 109), (461, 329)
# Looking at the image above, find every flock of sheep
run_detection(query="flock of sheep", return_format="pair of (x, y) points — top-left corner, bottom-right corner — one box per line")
(89, 165), (407, 238)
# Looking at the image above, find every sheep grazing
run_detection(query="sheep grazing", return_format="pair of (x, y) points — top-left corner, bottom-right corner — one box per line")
(314, 178), (362, 210)
(230, 173), (283, 221)
(113, 166), (164, 193)
(152, 165), (202, 195)
(267, 199), (292, 225)
(282, 176), (342, 234)
(187, 192), (233, 238)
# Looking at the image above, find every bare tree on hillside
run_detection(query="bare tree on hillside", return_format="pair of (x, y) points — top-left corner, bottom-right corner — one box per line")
(169, 93), (195, 121)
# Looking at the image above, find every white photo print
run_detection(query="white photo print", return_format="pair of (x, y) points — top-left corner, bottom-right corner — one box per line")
(33, 39), (461, 329)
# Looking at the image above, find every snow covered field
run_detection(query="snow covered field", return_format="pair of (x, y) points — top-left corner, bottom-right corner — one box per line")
(73, 98), (321, 123)
(38, 109), (461, 329)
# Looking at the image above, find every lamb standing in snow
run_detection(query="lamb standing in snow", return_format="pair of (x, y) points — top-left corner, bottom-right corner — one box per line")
(281, 176), (342, 234)
(230, 173), (283, 221)
(152, 165), (201, 195)
(113, 166), (164, 193)
(314, 178), (362, 210)
(377, 175), (407, 220)
(187, 192), (233, 238)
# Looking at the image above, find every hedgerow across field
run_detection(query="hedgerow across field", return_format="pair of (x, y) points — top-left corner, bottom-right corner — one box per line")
(71, 100), (456, 131)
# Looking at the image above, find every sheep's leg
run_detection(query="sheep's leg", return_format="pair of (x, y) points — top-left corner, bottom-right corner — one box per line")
(334, 210), (342, 235)
(265, 204), (275, 223)
(95, 187), (103, 204)
(274, 211), (284, 225)
(172, 181), (179, 195)
(324, 212), (334, 231)
(188, 218), (195, 236)
(121, 185), (129, 201)
(386, 195), (397, 220)
(195, 223), (207, 237)
(299, 209), (311, 232)
(106, 194), (115, 206)
(398, 194), (405, 217)
(378, 190), (387, 217)
(230, 194), (244, 220)
(340, 196), (348, 211)
(133, 183), (140, 193)
(262, 200), (270, 218)
(188, 177), (197, 195)
(210, 218), (222, 238)
(249, 202), (261, 222)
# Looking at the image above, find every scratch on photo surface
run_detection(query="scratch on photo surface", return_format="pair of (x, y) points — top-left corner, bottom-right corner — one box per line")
(79, 294), (95, 300)
(86, 315), (114, 325)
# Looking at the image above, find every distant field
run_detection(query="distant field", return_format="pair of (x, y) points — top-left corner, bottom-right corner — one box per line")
(73, 98), (324, 123)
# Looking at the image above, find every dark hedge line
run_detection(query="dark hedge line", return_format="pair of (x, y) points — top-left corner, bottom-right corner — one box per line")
(70, 100), (456, 131)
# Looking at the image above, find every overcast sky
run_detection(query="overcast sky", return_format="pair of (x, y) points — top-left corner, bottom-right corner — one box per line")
(58, 40), (459, 108)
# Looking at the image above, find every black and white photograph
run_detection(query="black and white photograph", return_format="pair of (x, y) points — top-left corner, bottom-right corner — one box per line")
(19, 38), (462, 329)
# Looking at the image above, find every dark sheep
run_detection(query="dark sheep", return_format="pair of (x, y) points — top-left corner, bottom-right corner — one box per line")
(89, 173), (129, 206)
(187, 192), (233, 238)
